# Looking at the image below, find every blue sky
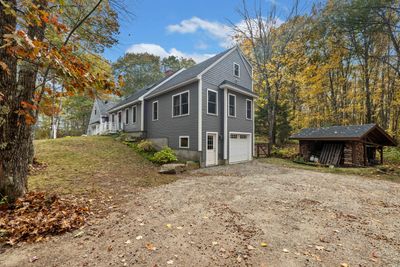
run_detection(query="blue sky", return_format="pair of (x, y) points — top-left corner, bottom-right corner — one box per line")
(103, 0), (316, 63)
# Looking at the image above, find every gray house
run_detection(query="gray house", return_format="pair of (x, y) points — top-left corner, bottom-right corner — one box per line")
(87, 98), (116, 135)
(88, 46), (256, 167)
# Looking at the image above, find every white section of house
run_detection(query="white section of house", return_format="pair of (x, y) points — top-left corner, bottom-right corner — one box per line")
(229, 132), (252, 164)
(206, 132), (218, 166)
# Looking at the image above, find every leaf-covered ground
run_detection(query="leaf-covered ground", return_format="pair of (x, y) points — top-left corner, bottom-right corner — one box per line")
(1, 161), (399, 266)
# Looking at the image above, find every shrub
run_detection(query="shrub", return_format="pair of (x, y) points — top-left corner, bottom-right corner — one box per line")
(137, 140), (155, 152)
(151, 147), (177, 164)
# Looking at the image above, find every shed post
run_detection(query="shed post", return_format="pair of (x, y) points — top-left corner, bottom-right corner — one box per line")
(380, 146), (383, 164)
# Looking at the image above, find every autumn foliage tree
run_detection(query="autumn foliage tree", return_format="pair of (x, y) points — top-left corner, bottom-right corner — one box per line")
(0, 0), (121, 201)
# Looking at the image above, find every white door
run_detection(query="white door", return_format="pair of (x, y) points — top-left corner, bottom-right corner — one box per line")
(229, 133), (251, 163)
(206, 133), (218, 166)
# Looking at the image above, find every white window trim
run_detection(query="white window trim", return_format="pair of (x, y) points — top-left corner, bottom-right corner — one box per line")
(172, 90), (190, 118)
(132, 105), (137, 124)
(233, 62), (240, 78)
(228, 93), (236, 118)
(207, 88), (218, 116)
(246, 99), (252, 120)
(125, 108), (129, 124)
(152, 101), (159, 121)
(179, 136), (190, 149)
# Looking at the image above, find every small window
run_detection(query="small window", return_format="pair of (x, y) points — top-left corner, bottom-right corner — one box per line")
(125, 109), (129, 124)
(246, 99), (252, 120)
(179, 136), (189, 148)
(233, 63), (240, 77)
(240, 135), (247, 139)
(230, 134), (238, 139)
(228, 94), (236, 117)
(207, 135), (214, 150)
(207, 89), (218, 115)
(111, 114), (115, 123)
(152, 101), (158, 121)
(94, 108), (97, 115)
(132, 106), (137, 124)
(172, 91), (189, 117)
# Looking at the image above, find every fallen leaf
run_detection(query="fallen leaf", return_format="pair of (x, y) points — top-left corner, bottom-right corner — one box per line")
(146, 243), (156, 251)
(283, 249), (289, 253)
(315, 245), (324, 251)
(212, 241), (218, 246)
(74, 231), (84, 238)
(167, 260), (174, 265)
(136, 235), (143, 240)
(260, 242), (268, 247)
(176, 226), (183, 230)
(166, 224), (172, 228)
(29, 256), (39, 263)
(247, 245), (255, 250)
(341, 263), (349, 267)
(125, 240), (132, 244)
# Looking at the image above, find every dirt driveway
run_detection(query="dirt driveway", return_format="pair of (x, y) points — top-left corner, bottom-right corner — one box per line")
(1, 161), (400, 266)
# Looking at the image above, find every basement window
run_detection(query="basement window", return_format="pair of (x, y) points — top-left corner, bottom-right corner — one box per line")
(179, 136), (189, 148)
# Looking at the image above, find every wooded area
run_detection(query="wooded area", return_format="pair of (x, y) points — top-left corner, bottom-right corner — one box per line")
(235, 0), (400, 148)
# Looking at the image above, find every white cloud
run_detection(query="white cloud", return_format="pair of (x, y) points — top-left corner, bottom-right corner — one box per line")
(126, 43), (214, 63)
(166, 16), (285, 49)
(167, 17), (234, 48)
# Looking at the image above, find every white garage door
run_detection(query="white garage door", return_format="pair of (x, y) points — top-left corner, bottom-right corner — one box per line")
(229, 133), (252, 164)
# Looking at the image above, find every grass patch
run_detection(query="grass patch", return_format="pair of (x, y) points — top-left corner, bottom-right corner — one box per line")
(259, 157), (400, 182)
(29, 136), (178, 199)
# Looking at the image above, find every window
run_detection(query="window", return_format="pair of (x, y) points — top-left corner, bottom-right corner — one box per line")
(132, 106), (137, 124)
(228, 94), (236, 117)
(172, 91), (189, 117)
(246, 99), (252, 120)
(125, 109), (129, 124)
(207, 89), (218, 115)
(179, 136), (189, 148)
(233, 62), (240, 77)
(111, 114), (115, 123)
(152, 101), (158, 121)
(207, 135), (214, 150)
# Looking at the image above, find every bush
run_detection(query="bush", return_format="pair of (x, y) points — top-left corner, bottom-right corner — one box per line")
(151, 147), (177, 164)
(137, 140), (155, 152)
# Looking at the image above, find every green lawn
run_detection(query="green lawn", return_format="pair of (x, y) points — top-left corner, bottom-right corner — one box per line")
(29, 136), (178, 199)
(259, 157), (400, 182)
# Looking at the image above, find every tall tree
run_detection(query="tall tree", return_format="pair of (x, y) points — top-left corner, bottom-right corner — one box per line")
(0, 0), (121, 201)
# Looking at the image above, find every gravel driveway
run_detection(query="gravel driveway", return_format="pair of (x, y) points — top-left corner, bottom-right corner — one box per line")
(1, 161), (400, 266)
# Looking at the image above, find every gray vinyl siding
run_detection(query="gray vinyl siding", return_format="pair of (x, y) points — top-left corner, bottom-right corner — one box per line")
(145, 81), (199, 151)
(88, 101), (101, 125)
(201, 49), (253, 162)
(121, 103), (142, 132)
(202, 49), (252, 92)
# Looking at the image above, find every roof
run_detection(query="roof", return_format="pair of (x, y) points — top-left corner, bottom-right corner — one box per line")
(96, 99), (116, 116)
(219, 80), (257, 97)
(290, 124), (396, 146)
(108, 75), (171, 112)
(146, 47), (235, 98)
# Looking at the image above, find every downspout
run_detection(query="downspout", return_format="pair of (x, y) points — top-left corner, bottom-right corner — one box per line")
(224, 88), (228, 160)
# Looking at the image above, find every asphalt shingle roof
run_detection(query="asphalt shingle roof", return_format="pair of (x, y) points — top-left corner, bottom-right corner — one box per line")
(290, 124), (377, 139)
(146, 47), (235, 98)
(97, 99), (116, 116)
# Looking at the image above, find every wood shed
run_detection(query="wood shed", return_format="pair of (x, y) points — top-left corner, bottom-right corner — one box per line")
(290, 124), (397, 167)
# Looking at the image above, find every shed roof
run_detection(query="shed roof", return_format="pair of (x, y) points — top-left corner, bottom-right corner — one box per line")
(290, 124), (396, 146)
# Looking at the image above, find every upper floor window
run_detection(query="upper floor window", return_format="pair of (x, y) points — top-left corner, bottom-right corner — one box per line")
(246, 99), (252, 120)
(233, 62), (240, 77)
(132, 105), (137, 124)
(207, 89), (218, 115)
(125, 109), (129, 124)
(94, 108), (97, 115)
(172, 91), (189, 117)
(152, 101), (158, 121)
(228, 93), (236, 117)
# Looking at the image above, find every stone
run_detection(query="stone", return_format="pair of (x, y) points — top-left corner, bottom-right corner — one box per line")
(186, 161), (200, 170)
(159, 163), (186, 174)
